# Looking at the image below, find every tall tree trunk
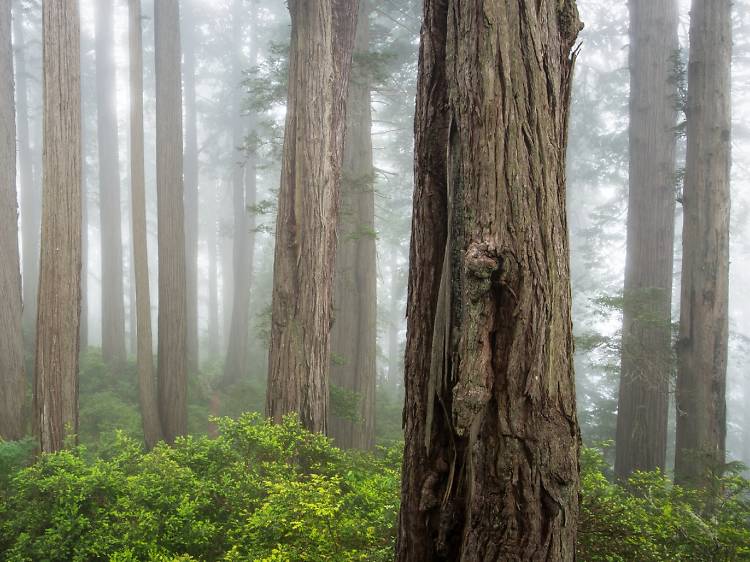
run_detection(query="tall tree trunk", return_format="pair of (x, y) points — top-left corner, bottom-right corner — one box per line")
(614, 0), (678, 480)
(265, 0), (360, 433)
(155, 0), (187, 443)
(13, 6), (39, 352)
(95, 0), (126, 366)
(329, 0), (376, 450)
(182, 0), (199, 374)
(675, 0), (731, 487)
(129, 0), (163, 450)
(222, 0), (257, 387)
(206, 183), (220, 359)
(396, 1), (582, 560)
(35, 0), (82, 453)
(0, 0), (25, 441)
(386, 248), (403, 385)
(221, 202), (233, 352)
(80, 121), (88, 352)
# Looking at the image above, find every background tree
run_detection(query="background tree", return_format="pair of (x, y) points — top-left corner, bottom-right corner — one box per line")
(95, 0), (126, 367)
(35, 0), (82, 453)
(396, 1), (582, 559)
(329, 0), (376, 450)
(265, 0), (359, 432)
(675, 0), (732, 486)
(0, 0), (25, 441)
(614, 0), (678, 479)
(155, 0), (187, 443)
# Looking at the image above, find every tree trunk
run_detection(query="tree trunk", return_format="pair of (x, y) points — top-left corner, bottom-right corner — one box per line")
(13, 6), (39, 352)
(35, 0), (82, 453)
(155, 0), (187, 444)
(675, 0), (731, 487)
(222, 0), (257, 388)
(206, 184), (220, 359)
(396, 1), (582, 560)
(265, 0), (360, 433)
(386, 247), (404, 386)
(0, 0), (25, 441)
(329, 0), (376, 450)
(95, 0), (126, 367)
(614, 0), (678, 480)
(129, 0), (163, 450)
(182, 0), (199, 374)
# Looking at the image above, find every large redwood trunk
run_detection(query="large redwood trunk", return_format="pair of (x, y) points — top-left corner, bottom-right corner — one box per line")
(614, 0), (678, 480)
(329, 0), (377, 450)
(396, 1), (582, 560)
(35, 0), (82, 453)
(674, 0), (731, 487)
(265, 0), (359, 433)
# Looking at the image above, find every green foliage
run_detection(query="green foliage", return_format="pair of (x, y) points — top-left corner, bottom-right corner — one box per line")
(0, 414), (400, 562)
(330, 385), (362, 423)
(578, 448), (750, 561)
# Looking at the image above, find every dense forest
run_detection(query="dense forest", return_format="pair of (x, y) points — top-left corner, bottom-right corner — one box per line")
(0, 0), (749, 560)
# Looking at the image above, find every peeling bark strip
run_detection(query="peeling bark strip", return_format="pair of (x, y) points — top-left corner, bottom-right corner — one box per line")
(675, 0), (731, 488)
(266, 0), (359, 433)
(397, 1), (582, 560)
(0, 0), (25, 441)
(35, 0), (82, 453)
(615, 0), (678, 480)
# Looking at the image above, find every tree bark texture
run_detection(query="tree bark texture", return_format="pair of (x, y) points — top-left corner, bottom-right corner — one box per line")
(675, 0), (731, 487)
(329, 0), (376, 450)
(222, 0), (257, 388)
(13, 6), (40, 350)
(129, 0), (163, 449)
(614, 0), (678, 480)
(182, 0), (199, 374)
(35, 0), (82, 453)
(0, 0), (25, 441)
(265, 0), (359, 433)
(396, 1), (582, 560)
(95, 0), (126, 367)
(155, 0), (187, 444)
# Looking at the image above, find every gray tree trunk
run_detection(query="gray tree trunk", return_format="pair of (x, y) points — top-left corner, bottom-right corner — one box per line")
(0, 0), (25, 441)
(155, 0), (187, 443)
(129, 0), (163, 449)
(265, 0), (360, 433)
(35, 0), (82, 453)
(329, 0), (376, 450)
(396, 1), (582, 559)
(95, 0), (126, 366)
(615, 0), (678, 480)
(675, 0), (731, 487)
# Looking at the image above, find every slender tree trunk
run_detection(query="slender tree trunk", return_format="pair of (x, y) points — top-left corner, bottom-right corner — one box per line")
(13, 6), (39, 351)
(265, 0), (360, 433)
(675, 0), (731, 487)
(95, 0), (126, 366)
(155, 0), (187, 443)
(129, 0), (163, 449)
(387, 248), (403, 385)
(207, 183), (220, 359)
(0, 0), (25, 441)
(396, 1), (582, 560)
(223, 0), (257, 387)
(221, 201), (233, 352)
(80, 125), (88, 352)
(182, 0), (199, 373)
(329, 0), (376, 450)
(614, 0), (678, 480)
(35, 0), (82, 453)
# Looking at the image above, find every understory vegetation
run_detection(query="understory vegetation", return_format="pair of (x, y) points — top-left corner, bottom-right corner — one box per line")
(0, 355), (746, 562)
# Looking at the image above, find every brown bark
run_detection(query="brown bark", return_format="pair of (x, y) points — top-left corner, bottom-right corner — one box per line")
(265, 0), (359, 433)
(396, 1), (582, 560)
(0, 0), (25, 441)
(223, 0), (257, 388)
(95, 0), (126, 367)
(129, 0), (163, 450)
(35, 0), (82, 453)
(614, 0), (678, 480)
(675, 0), (731, 487)
(13, 6), (39, 351)
(329, 0), (376, 450)
(182, 0), (199, 374)
(155, 0), (187, 444)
